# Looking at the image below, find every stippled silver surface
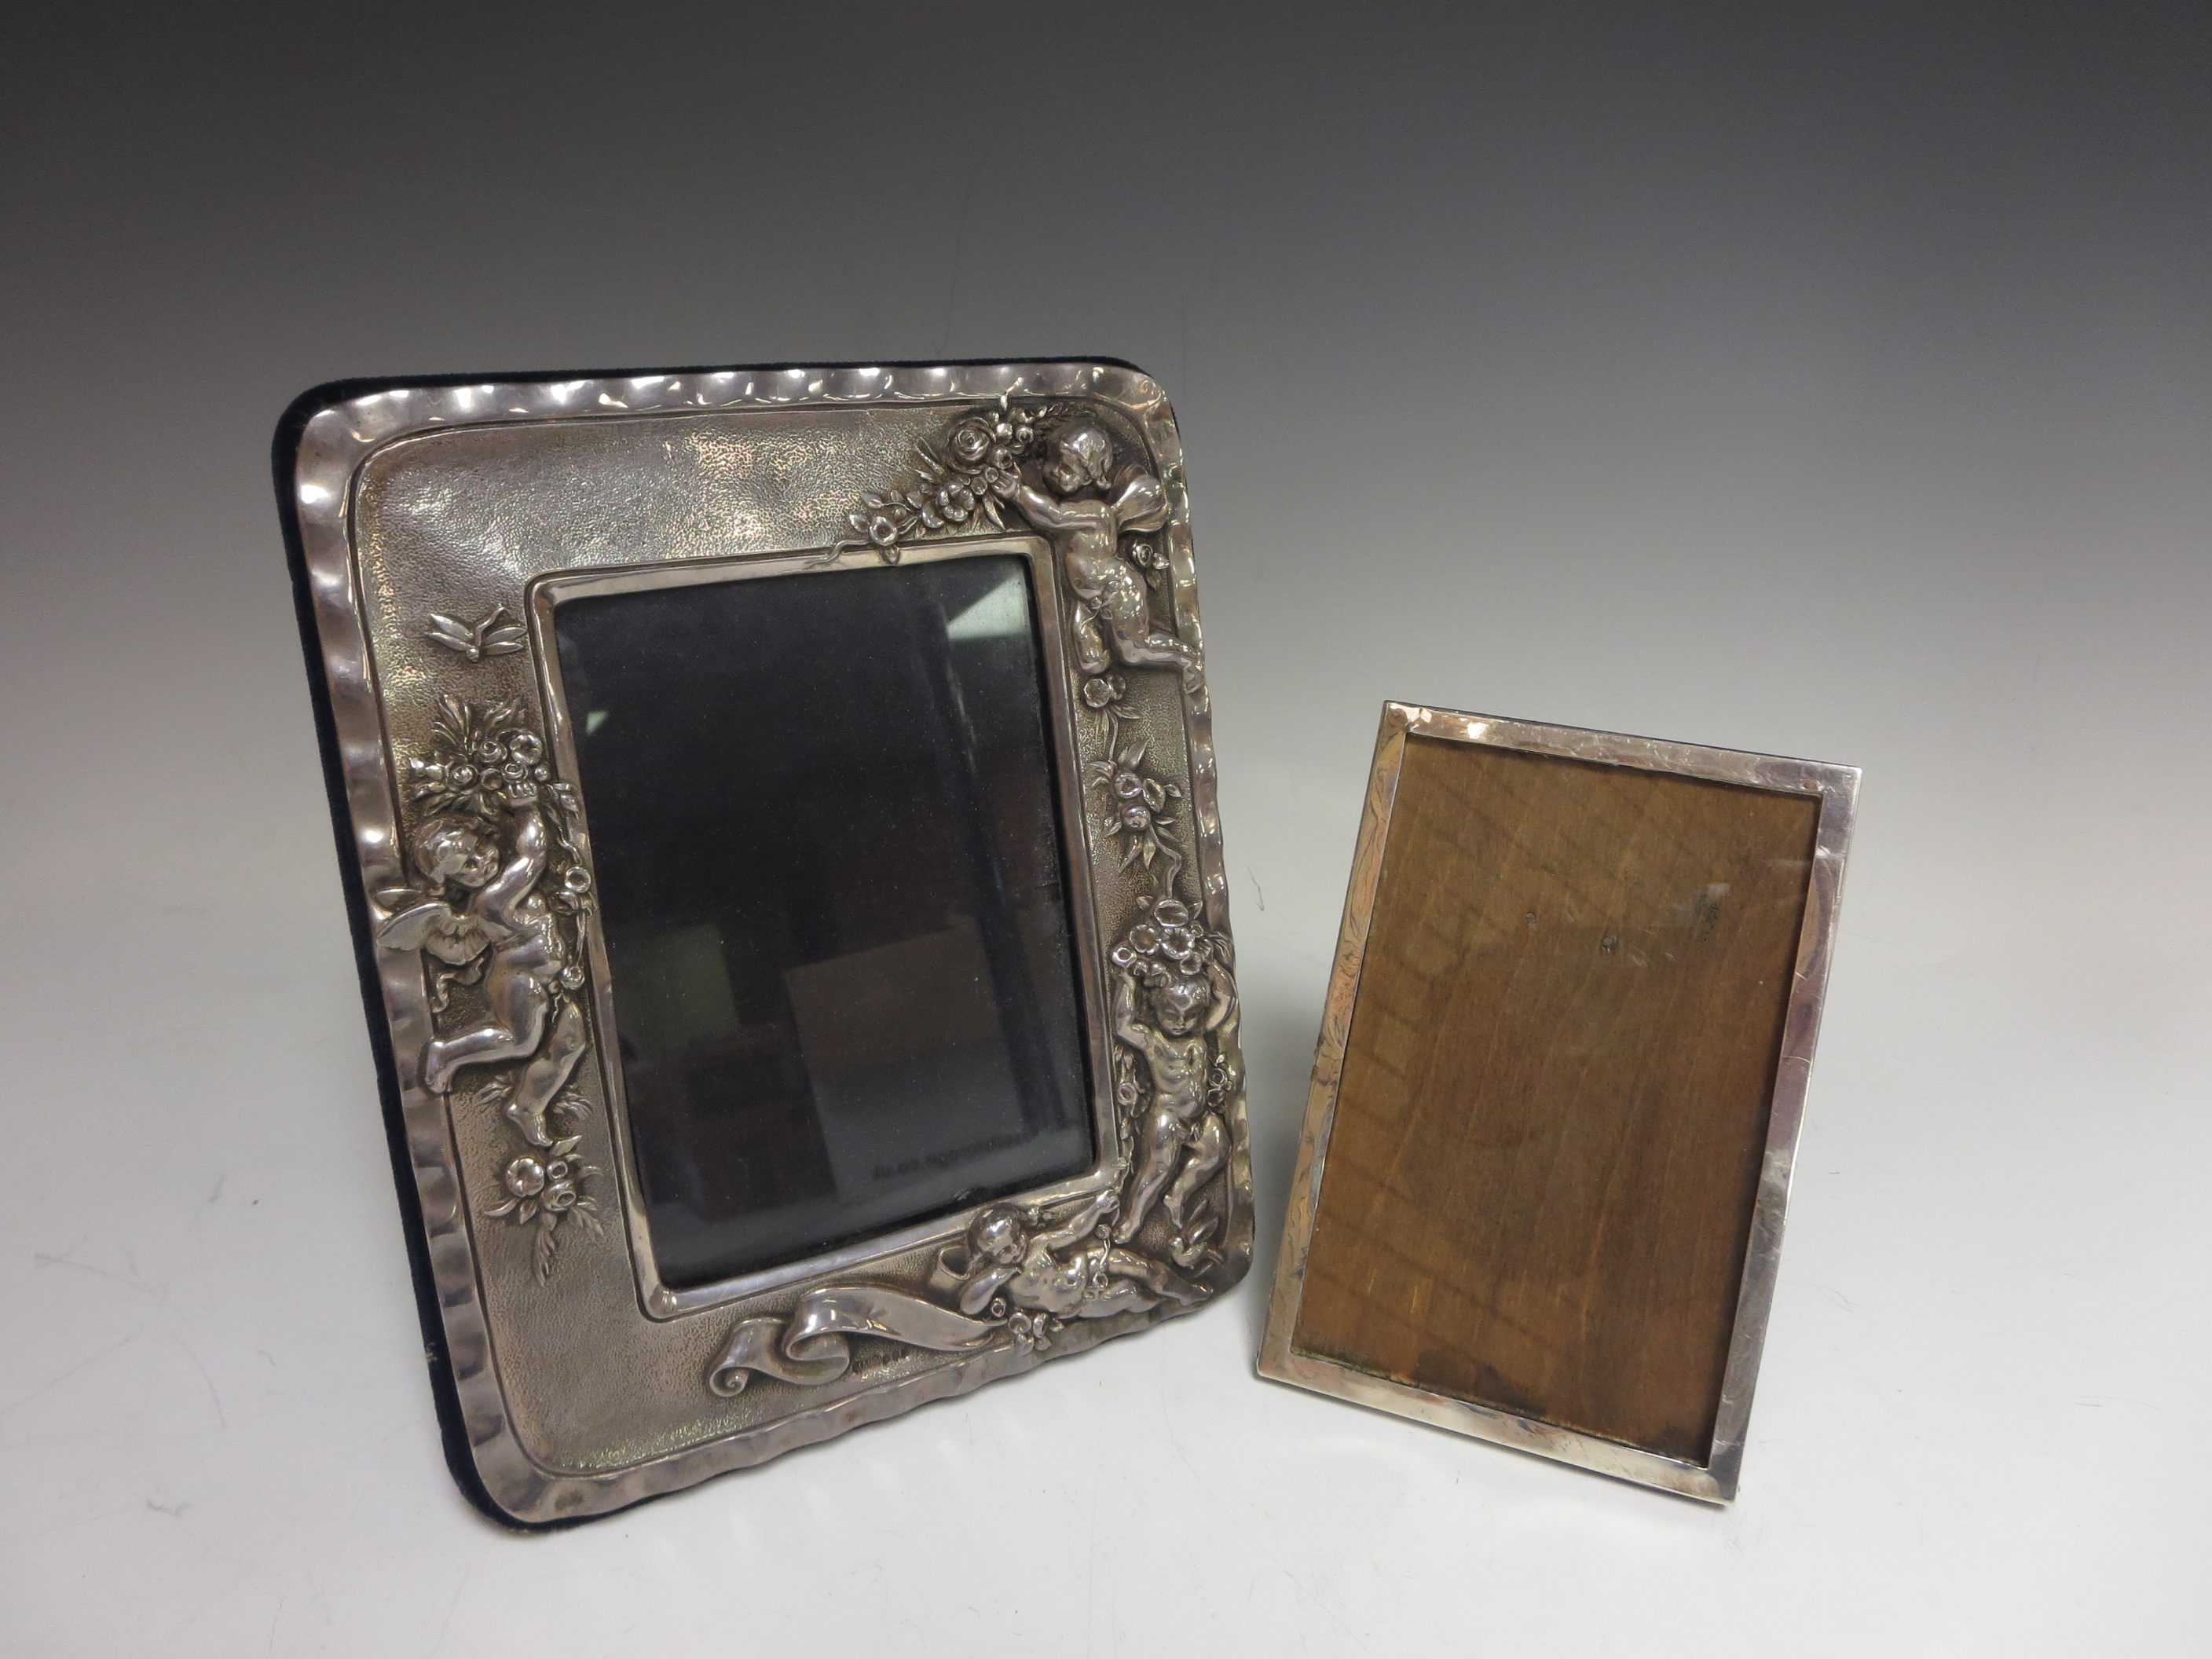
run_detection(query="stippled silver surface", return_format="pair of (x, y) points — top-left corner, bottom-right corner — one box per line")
(287, 362), (1250, 1522)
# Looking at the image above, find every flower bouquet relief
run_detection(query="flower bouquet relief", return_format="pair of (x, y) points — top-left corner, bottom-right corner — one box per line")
(480, 1089), (605, 1281)
(1084, 710), (1186, 892)
(838, 394), (1040, 560)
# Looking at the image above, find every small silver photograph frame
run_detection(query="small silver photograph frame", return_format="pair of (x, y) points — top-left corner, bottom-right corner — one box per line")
(279, 360), (1251, 1524)
(1258, 703), (1855, 1503)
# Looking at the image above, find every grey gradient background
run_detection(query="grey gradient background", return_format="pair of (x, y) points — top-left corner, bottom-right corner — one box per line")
(4, 5), (2207, 1654)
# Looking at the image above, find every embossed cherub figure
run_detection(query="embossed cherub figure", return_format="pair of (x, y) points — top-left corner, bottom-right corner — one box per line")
(993, 418), (1203, 690)
(953, 1189), (1201, 1324)
(378, 777), (586, 1147)
(1112, 965), (1232, 1247)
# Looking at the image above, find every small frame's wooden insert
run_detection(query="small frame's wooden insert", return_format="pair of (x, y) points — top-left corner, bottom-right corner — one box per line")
(1261, 705), (1855, 1501)
(1295, 736), (1818, 1460)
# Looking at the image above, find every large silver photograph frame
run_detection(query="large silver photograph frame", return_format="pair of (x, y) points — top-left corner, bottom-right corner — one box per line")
(280, 361), (1251, 1524)
(1258, 702), (1855, 1503)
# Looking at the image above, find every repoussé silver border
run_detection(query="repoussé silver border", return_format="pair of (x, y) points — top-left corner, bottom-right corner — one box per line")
(286, 361), (1252, 1522)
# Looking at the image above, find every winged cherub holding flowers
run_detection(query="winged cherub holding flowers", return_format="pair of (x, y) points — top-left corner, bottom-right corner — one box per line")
(378, 714), (588, 1148)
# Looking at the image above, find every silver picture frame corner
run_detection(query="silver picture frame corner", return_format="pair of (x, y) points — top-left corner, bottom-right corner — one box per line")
(277, 359), (1251, 1524)
(1258, 701), (1858, 1503)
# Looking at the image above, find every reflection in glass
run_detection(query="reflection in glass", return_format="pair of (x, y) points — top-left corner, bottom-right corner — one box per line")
(554, 556), (1093, 1288)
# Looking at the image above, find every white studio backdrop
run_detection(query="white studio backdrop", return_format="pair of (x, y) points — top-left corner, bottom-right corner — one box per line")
(2, 6), (2207, 1654)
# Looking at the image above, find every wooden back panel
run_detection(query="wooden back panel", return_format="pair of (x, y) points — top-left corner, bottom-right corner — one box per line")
(1291, 734), (1820, 1463)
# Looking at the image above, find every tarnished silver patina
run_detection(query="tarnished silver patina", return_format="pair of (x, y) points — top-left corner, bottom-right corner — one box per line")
(283, 361), (1250, 1523)
(1258, 703), (1855, 1503)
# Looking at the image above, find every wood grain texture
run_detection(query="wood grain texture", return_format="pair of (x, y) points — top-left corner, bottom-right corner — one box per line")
(1291, 735), (1821, 1464)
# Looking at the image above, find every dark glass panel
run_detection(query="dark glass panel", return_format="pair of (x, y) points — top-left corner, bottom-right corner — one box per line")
(555, 555), (1093, 1287)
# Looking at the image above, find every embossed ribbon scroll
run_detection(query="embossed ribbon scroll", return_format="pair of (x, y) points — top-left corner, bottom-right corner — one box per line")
(708, 1285), (1002, 1396)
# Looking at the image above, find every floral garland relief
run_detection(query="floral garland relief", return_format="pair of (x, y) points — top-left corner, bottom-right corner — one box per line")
(837, 397), (1037, 558)
(836, 394), (1202, 691)
(375, 696), (603, 1281)
(706, 397), (1237, 1394)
